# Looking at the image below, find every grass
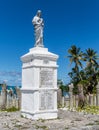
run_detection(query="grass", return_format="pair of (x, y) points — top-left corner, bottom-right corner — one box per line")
(65, 127), (69, 129)
(14, 124), (22, 128)
(35, 125), (48, 130)
(76, 106), (99, 115)
(37, 118), (45, 122)
(75, 118), (82, 121)
(86, 123), (95, 126)
(1, 107), (19, 112)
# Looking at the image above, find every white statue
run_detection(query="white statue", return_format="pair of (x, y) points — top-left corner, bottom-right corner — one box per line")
(32, 10), (44, 47)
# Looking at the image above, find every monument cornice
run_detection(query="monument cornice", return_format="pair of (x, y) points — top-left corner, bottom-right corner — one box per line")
(21, 47), (59, 63)
(22, 65), (59, 69)
(21, 88), (58, 92)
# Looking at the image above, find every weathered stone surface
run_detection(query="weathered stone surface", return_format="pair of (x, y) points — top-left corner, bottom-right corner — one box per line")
(96, 82), (99, 106)
(40, 68), (54, 88)
(21, 11), (59, 119)
(0, 83), (7, 110)
(21, 47), (58, 120)
(0, 109), (99, 130)
(32, 10), (44, 47)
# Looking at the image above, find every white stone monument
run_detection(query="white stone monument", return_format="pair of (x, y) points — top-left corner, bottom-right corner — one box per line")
(21, 10), (59, 120)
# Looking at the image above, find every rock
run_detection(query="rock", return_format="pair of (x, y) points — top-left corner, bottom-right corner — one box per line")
(0, 110), (98, 130)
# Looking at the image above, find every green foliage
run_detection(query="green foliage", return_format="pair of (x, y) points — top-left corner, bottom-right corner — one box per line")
(35, 125), (48, 130)
(59, 85), (69, 96)
(67, 45), (99, 95)
(92, 86), (96, 94)
(60, 85), (69, 92)
(73, 85), (78, 95)
(2, 107), (19, 112)
(76, 106), (99, 115)
(58, 79), (69, 96)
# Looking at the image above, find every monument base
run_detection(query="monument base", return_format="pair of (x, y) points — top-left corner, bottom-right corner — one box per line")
(21, 110), (58, 120)
(21, 47), (58, 120)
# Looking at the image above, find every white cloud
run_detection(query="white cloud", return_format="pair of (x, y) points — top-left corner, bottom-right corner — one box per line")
(0, 71), (21, 86)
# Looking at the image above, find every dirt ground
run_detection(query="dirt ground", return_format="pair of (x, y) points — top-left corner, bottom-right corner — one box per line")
(0, 109), (99, 130)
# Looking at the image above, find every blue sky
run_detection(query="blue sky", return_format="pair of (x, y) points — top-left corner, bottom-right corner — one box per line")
(0, 0), (99, 86)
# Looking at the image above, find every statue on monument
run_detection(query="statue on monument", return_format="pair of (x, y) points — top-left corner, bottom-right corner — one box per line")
(32, 10), (44, 47)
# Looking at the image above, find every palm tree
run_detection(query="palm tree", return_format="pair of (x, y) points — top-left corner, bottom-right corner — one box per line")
(68, 68), (80, 85)
(67, 45), (84, 81)
(84, 48), (99, 94)
(67, 45), (86, 107)
(67, 46), (99, 107)
(84, 48), (99, 70)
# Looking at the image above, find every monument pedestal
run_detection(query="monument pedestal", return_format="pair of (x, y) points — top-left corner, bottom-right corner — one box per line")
(21, 47), (58, 120)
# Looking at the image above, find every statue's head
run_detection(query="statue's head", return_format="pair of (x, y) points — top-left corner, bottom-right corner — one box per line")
(37, 10), (41, 17)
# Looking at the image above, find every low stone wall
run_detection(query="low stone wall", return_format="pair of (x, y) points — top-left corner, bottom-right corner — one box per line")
(58, 94), (98, 109)
(0, 85), (21, 110)
(0, 95), (19, 109)
(57, 83), (99, 109)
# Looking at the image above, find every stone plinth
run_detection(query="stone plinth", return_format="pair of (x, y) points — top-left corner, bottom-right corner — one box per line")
(69, 83), (74, 109)
(21, 47), (58, 120)
(1, 83), (7, 110)
(96, 82), (99, 106)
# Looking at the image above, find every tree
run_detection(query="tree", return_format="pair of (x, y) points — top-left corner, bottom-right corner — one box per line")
(67, 46), (99, 108)
(84, 48), (99, 94)
(67, 45), (84, 81)
(57, 79), (69, 96)
(67, 45), (86, 107)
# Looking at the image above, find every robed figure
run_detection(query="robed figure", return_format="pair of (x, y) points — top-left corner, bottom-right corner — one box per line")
(32, 10), (44, 47)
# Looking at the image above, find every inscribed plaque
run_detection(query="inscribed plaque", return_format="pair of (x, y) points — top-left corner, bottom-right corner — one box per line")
(39, 90), (54, 110)
(40, 68), (54, 88)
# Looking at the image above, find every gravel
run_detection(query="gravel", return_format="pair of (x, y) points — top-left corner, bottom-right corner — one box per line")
(0, 109), (99, 130)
